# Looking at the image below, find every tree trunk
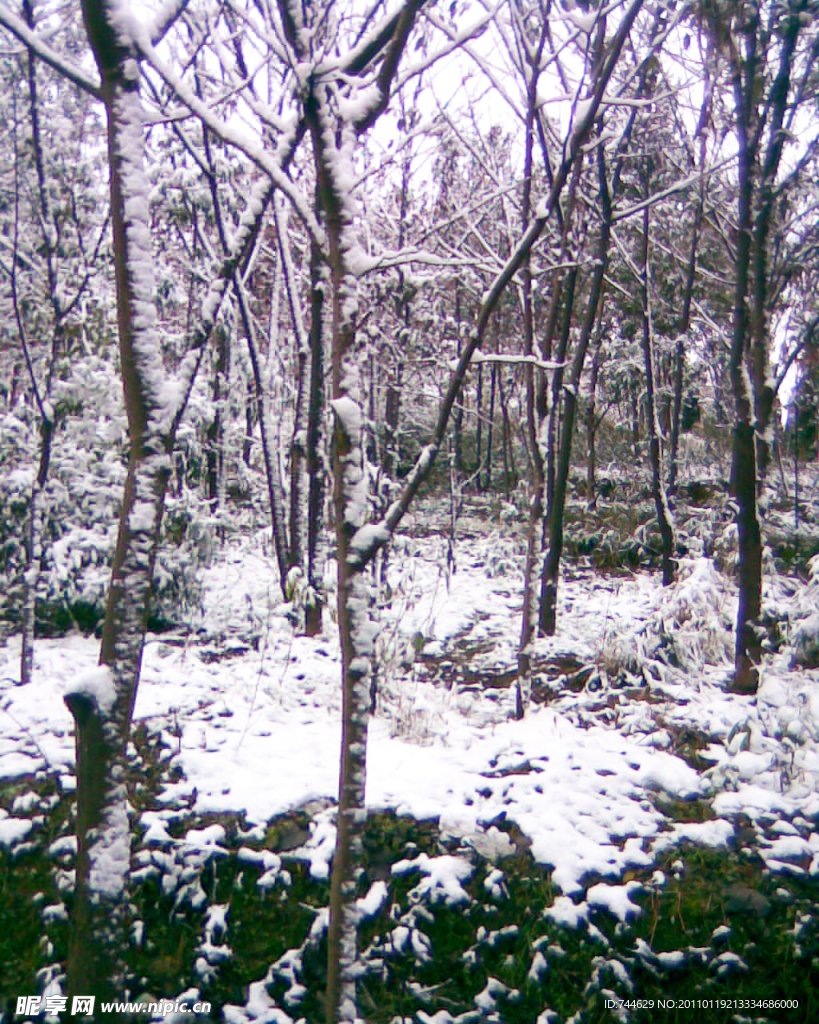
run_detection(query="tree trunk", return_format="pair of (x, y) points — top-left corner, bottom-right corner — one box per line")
(585, 322), (604, 507)
(639, 203), (676, 586)
(276, 201), (310, 579)
(540, 148), (611, 634)
(68, 4), (175, 1002)
(452, 286), (464, 473)
(305, 222), (326, 637)
(631, 382), (640, 455)
(243, 378), (256, 467)
(20, 417), (52, 685)
(305, 82), (377, 1024)
(728, 98), (762, 694)
(668, 186), (702, 497)
(498, 373), (514, 493)
(515, 38), (546, 721)
(475, 362), (484, 483)
(484, 360), (497, 491)
(206, 327), (227, 512)
(243, 307), (291, 594)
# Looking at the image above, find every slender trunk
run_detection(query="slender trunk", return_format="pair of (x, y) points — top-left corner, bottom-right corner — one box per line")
(452, 286), (464, 473)
(545, 267), (578, 533)
(484, 361), (497, 491)
(206, 327), (227, 512)
(750, 16), (800, 489)
(243, 378), (255, 468)
(305, 225), (326, 636)
(202, 118), (289, 583)
(18, 5), (57, 688)
(289, 345), (308, 574)
(794, 414), (799, 531)
(277, 229), (309, 576)
(639, 203), (676, 586)
(668, 153), (703, 496)
(306, 91), (376, 1024)
(515, 51), (544, 721)
(541, 149), (611, 634)
(586, 320), (605, 506)
(20, 417), (53, 685)
(728, 21), (762, 695)
(244, 312), (290, 594)
(475, 362), (484, 483)
(499, 373), (513, 493)
(631, 383), (640, 455)
(383, 374), (401, 479)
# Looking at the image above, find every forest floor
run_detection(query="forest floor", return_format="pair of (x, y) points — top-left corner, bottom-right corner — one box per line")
(2, 488), (819, 1023)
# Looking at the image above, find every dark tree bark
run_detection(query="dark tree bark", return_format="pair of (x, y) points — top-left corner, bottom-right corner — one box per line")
(201, 119), (291, 590)
(668, 139), (704, 497)
(540, 145), (612, 635)
(723, 2), (806, 694)
(726, 15), (763, 695)
(484, 360), (497, 491)
(639, 201), (676, 586)
(305, 210), (326, 637)
(585, 320), (605, 506)
(206, 326), (228, 512)
(452, 286), (465, 472)
(516, 0), (643, 717)
(475, 361), (484, 482)
(15, 1), (62, 686)
(498, 372), (516, 493)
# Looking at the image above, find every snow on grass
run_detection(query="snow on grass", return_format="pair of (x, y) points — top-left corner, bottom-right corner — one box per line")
(0, 809), (33, 846)
(4, 531), (819, 912)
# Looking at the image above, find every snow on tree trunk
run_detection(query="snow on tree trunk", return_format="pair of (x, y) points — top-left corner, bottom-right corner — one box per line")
(66, 0), (176, 1001)
(305, 225), (327, 636)
(728, 81), (762, 695)
(305, 66), (377, 1024)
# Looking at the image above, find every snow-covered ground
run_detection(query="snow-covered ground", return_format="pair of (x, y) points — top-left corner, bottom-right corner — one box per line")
(2, 528), (819, 1019)
(3, 532), (819, 883)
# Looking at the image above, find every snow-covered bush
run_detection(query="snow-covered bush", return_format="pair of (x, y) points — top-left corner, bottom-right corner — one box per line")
(0, 353), (216, 636)
(651, 558), (735, 672)
(789, 555), (819, 669)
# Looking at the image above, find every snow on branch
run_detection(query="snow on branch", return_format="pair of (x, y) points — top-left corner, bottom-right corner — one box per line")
(135, 35), (323, 247)
(150, 0), (190, 45)
(0, 7), (102, 99)
(447, 351), (564, 373)
(355, 0), (428, 133)
(346, 0), (645, 573)
(612, 155), (736, 224)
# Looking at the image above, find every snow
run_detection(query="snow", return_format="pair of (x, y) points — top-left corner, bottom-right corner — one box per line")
(392, 853), (474, 906)
(0, 811), (33, 846)
(6, 534), (819, 905)
(586, 881), (643, 922)
(63, 665), (117, 715)
(6, 505), (819, 1021)
(544, 896), (589, 928)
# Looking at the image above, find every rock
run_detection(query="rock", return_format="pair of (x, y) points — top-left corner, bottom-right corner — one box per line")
(722, 883), (770, 918)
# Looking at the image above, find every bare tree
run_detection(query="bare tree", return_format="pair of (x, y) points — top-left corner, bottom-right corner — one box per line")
(713, 0), (818, 693)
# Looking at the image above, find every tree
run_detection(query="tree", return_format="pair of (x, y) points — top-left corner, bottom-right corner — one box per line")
(710, 0), (819, 693)
(0, 0), (285, 1000)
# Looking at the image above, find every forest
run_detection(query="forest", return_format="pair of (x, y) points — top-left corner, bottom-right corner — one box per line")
(1, 0), (819, 1021)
